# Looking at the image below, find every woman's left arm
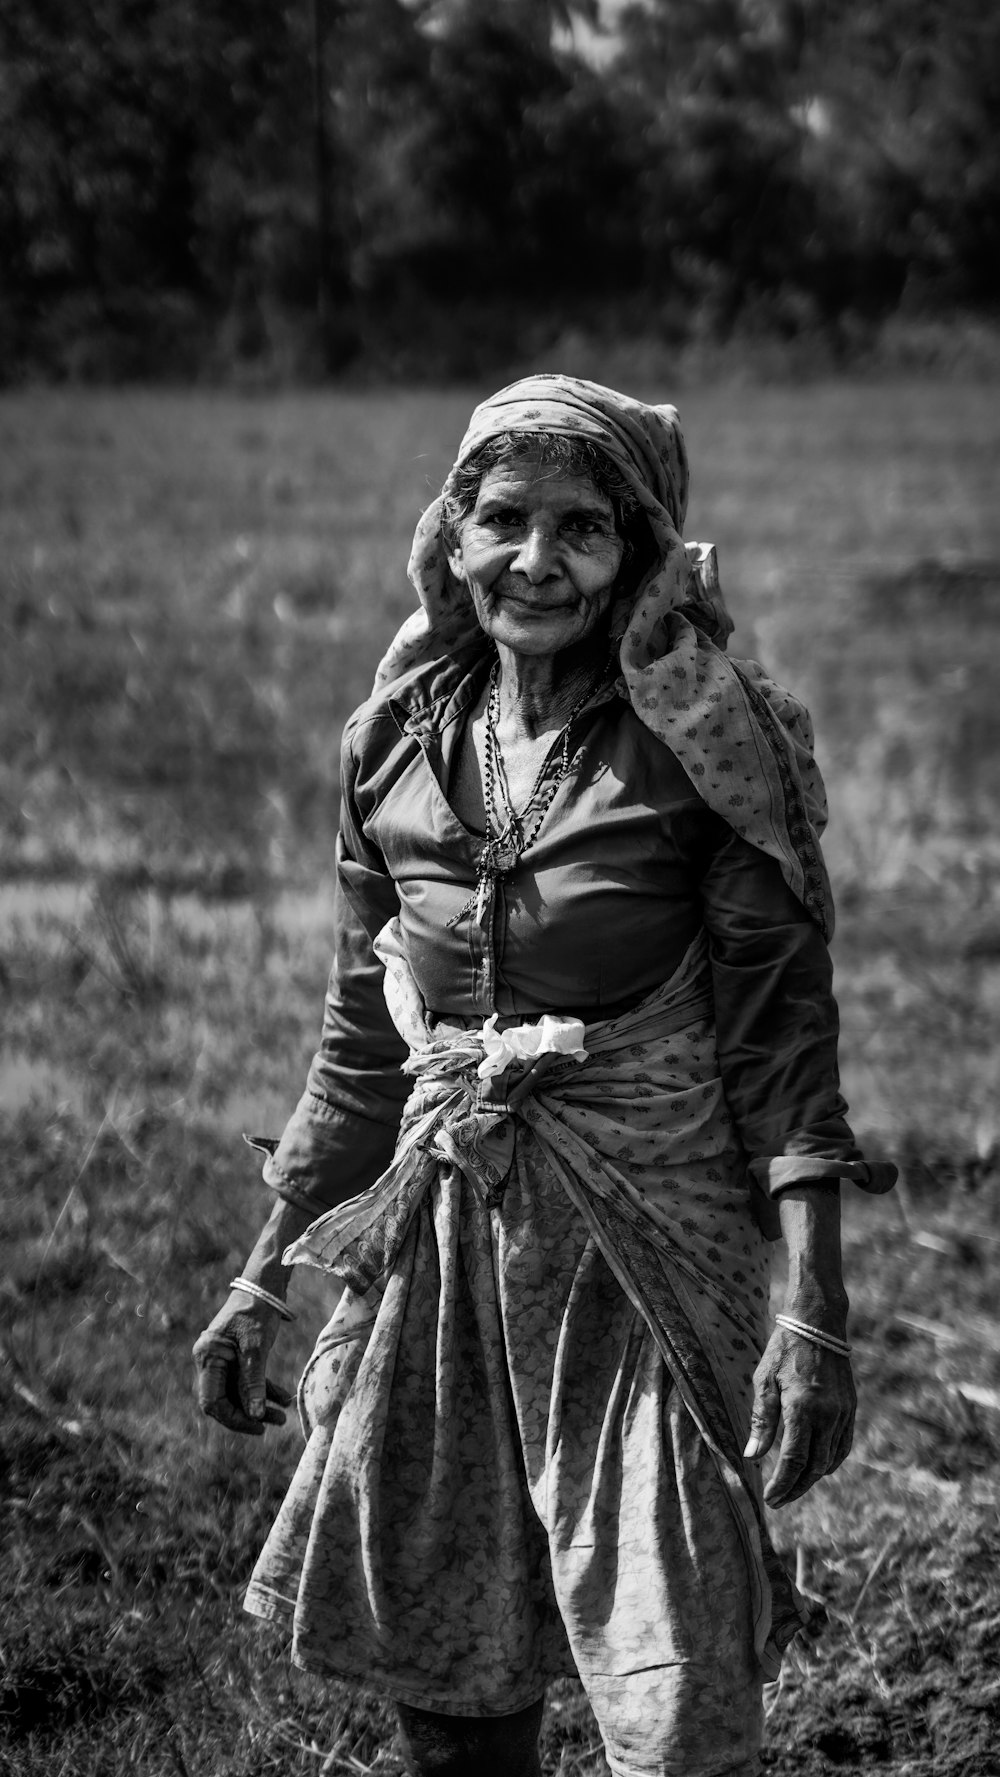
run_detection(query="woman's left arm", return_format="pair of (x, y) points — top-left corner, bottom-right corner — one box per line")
(697, 821), (873, 1505)
(743, 1185), (855, 1506)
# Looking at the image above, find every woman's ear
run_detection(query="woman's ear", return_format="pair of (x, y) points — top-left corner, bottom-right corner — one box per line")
(444, 538), (465, 582)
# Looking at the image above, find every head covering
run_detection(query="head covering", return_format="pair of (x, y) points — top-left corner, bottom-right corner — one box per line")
(372, 373), (834, 936)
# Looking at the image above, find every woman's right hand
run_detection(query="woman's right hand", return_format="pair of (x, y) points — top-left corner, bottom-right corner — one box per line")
(192, 1291), (294, 1436)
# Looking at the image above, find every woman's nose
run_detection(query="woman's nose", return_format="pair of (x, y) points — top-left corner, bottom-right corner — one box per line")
(511, 524), (559, 582)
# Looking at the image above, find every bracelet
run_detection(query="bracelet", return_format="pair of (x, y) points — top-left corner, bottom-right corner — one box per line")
(228, 1276), (297, 1322)
(774, 1313), (850, 1357)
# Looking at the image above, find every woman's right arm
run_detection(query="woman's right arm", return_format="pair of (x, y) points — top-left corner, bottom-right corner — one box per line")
(192, 1197), (314, 1435)
(258, 714), (412, 1217)
(194, 711), (411, 1434)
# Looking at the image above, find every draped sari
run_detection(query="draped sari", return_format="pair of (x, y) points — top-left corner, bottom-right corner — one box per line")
(244, 926), (803, 1774)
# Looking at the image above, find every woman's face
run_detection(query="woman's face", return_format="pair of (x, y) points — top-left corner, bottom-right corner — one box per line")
(446, 456), (625, 658)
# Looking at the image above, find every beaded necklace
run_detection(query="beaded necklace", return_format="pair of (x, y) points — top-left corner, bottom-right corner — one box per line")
(451, 659), (599, 928)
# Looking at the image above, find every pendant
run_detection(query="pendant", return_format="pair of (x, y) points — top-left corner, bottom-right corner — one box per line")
(475, 870), (494, 925)
(446, 840), (519, 929)
(447, 865), (496, 930)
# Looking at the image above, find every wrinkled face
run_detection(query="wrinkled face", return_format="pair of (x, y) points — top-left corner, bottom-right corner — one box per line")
(446, 456), (625, 658)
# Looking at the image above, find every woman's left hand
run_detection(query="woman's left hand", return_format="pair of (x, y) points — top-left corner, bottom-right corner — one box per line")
(743, 1325), (856, 1507)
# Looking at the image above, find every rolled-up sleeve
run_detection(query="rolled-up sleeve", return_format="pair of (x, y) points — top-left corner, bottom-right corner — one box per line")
(261, 719), (410, 1214)
(699, 821), (891, 1204)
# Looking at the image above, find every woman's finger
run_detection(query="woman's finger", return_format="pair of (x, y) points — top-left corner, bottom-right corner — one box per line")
(192, 1335), (238, 1413)
(765, 1385), (854, 1504)
(743, 1374), (781, 1463)
(261, 1376), (293, 1423)
(762, 1415), (815, 1505)
(828, 1411), (856, 1474)
(193, 1329), (285, 1436)
(193, 1332), (238, 1367)
(235, 1336), (273, 1422)
(195, 1355), (266, 1436)
(765, 1425), (835, 1506)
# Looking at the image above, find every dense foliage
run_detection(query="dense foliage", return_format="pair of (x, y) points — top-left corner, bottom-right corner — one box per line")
(1, 0), (997, 378)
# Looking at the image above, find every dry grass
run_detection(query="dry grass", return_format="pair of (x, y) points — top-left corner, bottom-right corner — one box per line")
(2, 381), (999, 1774)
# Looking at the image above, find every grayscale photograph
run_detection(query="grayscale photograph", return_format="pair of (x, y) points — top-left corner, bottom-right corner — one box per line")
(2, 3), (998, 1774)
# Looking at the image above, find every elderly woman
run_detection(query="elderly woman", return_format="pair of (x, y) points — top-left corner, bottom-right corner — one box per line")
(194, 376), (893, 1777)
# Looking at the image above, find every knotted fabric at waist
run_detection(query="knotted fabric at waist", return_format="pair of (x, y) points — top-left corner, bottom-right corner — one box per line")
(282, 927), (716, 1285)
(279, 919), (815, 1684)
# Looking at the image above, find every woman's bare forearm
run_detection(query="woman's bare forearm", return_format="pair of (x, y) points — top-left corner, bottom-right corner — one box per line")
(776, 1184), (849, 1337)
(236, 1197), (319, 1300)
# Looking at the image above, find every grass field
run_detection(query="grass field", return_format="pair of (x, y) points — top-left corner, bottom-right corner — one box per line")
(2, 381), (1000, 1776)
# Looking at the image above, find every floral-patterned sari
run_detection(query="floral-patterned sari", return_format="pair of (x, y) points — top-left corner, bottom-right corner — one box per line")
(244, 927), (801, 1777)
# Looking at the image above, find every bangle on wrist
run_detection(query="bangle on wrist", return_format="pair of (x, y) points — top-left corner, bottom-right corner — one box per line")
(774, 1313), (850, 1357)
(229, 1275), (297, 1322)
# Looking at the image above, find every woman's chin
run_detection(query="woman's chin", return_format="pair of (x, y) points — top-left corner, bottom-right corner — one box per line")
(485, 609), (597, 659)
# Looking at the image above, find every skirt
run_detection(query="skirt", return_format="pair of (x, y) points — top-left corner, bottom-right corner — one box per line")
(245, 935), (800, 1777)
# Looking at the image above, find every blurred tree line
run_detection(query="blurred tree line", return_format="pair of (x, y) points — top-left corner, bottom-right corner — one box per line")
(0, 0), (997, 380)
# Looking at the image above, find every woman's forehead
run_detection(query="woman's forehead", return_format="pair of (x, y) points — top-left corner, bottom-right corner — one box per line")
(474, 459), (612, 511)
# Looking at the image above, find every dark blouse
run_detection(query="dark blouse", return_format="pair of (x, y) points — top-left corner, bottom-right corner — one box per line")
(262, 651), (860, 1217)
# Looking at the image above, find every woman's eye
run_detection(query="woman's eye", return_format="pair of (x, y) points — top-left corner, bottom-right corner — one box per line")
(563, 516), (604, 537)
(483, 508), (523, 529)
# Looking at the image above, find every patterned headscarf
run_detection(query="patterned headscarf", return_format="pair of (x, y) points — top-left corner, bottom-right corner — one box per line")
(373, 373), (834, 936)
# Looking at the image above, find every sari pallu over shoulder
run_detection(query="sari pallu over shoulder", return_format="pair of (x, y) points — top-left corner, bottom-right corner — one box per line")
(284, 927), (805, 1678)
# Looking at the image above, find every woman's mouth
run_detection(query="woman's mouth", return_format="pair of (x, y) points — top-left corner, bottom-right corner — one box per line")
(499, 592), (573, 614)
